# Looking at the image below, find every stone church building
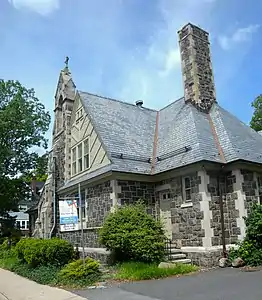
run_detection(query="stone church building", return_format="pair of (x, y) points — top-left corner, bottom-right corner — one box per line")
(32, 23), (262, 267)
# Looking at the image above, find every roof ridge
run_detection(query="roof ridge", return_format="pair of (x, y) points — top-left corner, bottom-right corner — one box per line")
(78, 90), (157, 112)
(159, 96), (184, 111)
(151, 111), (160, 174)
(209, 104), (237, 161)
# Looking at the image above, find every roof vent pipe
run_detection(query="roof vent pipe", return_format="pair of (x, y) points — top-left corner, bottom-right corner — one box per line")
(135, 100), (143, 107)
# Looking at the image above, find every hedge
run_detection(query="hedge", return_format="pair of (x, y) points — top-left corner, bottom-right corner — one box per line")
(15, 238), (74, 267)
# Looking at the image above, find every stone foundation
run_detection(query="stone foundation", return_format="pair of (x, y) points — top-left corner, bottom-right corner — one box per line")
(59, 227), (102, 248)
(184, 250), (222, 268)
(77, 247), (112, 265)
(182, 245), (236, 268)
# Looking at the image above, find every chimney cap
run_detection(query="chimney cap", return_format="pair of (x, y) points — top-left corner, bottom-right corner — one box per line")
(135, 100), (143, 107)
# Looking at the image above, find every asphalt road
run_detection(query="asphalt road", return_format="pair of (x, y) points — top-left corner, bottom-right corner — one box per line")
(73, 267), (262, 300)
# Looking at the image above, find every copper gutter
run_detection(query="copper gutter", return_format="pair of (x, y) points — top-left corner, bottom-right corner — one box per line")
(151, 111), (159, 175)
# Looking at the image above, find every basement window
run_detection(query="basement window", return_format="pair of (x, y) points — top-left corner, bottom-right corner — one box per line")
(182, 176), (192, 202)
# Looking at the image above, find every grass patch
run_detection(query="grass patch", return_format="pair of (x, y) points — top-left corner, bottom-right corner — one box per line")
(114, 261), (199, 281)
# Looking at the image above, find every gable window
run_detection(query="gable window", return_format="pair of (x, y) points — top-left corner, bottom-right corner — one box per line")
(78, 144), (83, 172)
(72, 147), (77, 175)
(76, 108), (84, 124)
(183, 176), (192, 202)
(84, 139), (90, 169)
(71, 138), (90, 176)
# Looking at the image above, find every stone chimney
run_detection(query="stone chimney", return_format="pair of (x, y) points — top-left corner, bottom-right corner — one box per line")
(178, 23), (216, 112)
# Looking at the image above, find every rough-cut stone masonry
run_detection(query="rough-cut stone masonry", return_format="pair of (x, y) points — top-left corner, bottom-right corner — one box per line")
(59, 180), (112, 247)
(160, 173), (204, 247)
(117, 180), (157, 217)
(86, 180), (112, 227)
(58, 228), (102, 248)
(82, 249), (112, 265)
(241, 170), (259, 215)
(208, 172), (240, 246)
(257, 173), (262, 204)
(185, 249), (223, 268)
(179, 23), (216, 112)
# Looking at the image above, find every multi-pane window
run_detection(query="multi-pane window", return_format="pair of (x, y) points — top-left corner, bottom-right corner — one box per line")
(21, 221), (26, 229)
(72, 147), (77, 175)
(78, 144), (83, 172)
(84, 139), (90, 169)
(183, 177), (192, 202)
(71, 138), (90, 176)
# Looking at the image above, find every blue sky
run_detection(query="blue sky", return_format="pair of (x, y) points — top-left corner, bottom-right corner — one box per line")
(1, 0), (262, 149)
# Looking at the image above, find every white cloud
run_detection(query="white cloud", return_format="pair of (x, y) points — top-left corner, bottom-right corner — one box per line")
(8, 0), (60, 16)
(118, 0), (218, 107)
(218, 24), (260, 50)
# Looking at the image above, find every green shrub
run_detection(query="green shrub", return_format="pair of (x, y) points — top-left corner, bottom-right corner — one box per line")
(115, 261), (199, 281)
(58, 258), (100, 280)
(15, 238), (30, 261)
(229, 204), (262, 266)
(244, 204), (262, 248)
(15, 238), (74, 267)
(45, 238), (74, 266)
(99, 202), (165, 263)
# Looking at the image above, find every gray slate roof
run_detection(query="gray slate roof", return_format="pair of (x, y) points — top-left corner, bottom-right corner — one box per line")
(60, 92), (262, 190)
(79, 92), (262, 174)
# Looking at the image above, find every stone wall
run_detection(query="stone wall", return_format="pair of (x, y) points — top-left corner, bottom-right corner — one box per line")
(59, 180), (112, 247)
(58, 228), (102, 248)
(178, 23), (216, 112)
(207, 172), (240, 246)
(116, 180), (157, 217)
(160, 173), (204, 247)
(86, 181), (112, 227)
(185, 249), (223, 268)
(241, 170), (259, 215)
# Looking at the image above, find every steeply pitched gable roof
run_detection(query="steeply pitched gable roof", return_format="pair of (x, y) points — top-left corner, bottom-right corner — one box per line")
(210, 105), (262, 164)
(77, 92), (262, 177)
(80, 92), (157, 174)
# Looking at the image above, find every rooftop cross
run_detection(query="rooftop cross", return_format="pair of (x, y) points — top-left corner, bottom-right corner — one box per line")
(64, 56), (69, 69)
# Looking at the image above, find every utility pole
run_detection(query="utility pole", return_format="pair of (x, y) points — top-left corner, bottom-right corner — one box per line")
(78, 183), (85, 264)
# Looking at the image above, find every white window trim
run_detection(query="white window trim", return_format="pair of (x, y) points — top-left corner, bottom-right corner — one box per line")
(182, 176), (192, 203)
(71, 147), (77, 176)
(71, 137), (90, 177)
(84, 138), (90, 170)
(76, 108), (84, 124)
(159, 190), (171, 201)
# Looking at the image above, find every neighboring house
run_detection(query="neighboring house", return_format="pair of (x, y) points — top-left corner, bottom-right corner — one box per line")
(32, 23), (262, 267)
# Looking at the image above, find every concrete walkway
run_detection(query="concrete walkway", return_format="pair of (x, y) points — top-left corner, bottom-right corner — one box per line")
(0, 268), (87, 300)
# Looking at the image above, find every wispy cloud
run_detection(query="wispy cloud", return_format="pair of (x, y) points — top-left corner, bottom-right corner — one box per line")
(8, 0), (60, 16)
(218, 24), (260, 50)
(118, 0), (218, 106)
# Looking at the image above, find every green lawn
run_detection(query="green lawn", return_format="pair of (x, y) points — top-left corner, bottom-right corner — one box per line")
(114, 261), (199, 281)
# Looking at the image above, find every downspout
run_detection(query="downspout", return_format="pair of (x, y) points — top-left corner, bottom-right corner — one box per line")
(49, 156), (56, 239)
(218, 166), (227, 258)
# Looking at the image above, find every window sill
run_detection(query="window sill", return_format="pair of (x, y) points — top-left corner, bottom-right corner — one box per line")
(180, 202), (193, 208)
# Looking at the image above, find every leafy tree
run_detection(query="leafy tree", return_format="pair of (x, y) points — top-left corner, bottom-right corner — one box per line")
(250, 95), (262, 131)
(21, 152), (49, 183)
(0, 80), (50, 219)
